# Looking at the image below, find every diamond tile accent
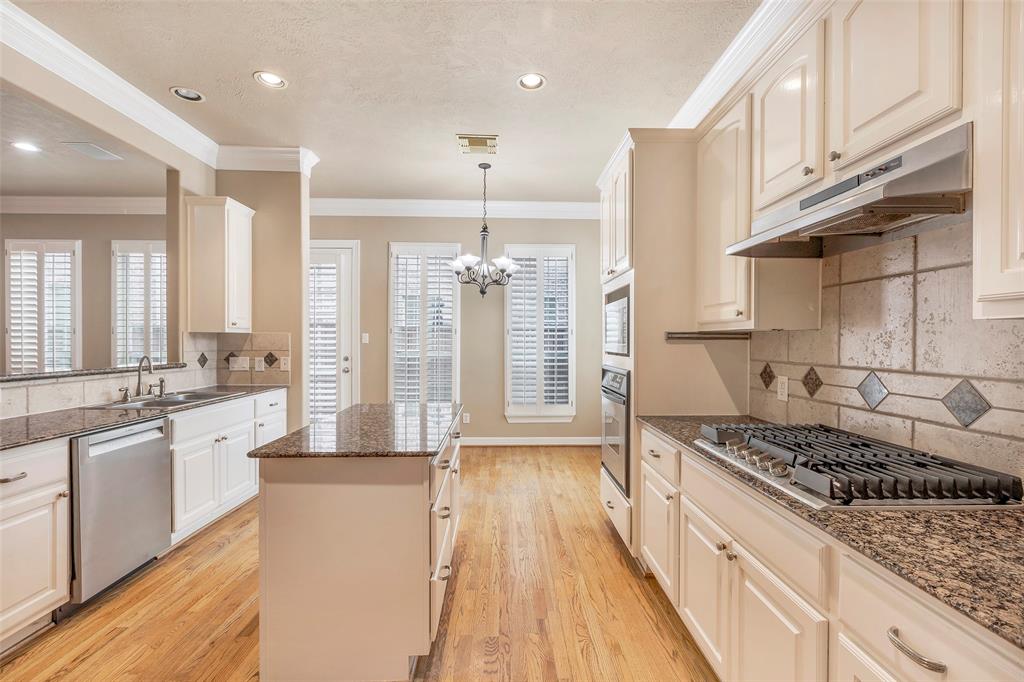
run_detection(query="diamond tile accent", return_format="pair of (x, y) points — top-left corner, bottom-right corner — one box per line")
(941, 379), (991, 427)
(264, 352), (278, 368)
(196, 352), (208, 368)
(759, 363), (776, 390)
(857, 372), (889, 410)
(802, 367), (823, 398)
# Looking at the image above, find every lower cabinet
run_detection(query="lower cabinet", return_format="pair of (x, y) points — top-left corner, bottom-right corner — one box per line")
(172, 437), (220, 531)
(255, 411), (287, 447)
(639, 462), (678, 604)
(678, 497), (731, 673)
(219, 422), (257, 503)
(834, 632), (897, 682)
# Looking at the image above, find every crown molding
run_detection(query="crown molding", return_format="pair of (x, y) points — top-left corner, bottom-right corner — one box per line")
(0, 195), (166, 215)
(310, 198), (599, 220)
(216, 146), (321, 177)
(667, 0), (811, 129)
(0, 0), (220, 167)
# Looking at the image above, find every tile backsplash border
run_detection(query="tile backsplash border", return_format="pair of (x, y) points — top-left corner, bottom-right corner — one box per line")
(749, 220), (1024, 481)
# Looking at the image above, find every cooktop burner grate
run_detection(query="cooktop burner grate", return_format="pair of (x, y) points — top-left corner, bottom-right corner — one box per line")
(699, 423), (1023, 506)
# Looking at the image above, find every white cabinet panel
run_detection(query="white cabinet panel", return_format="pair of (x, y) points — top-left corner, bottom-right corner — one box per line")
(225, 205), (252, 331)
(752, 21), (824, 211)
(220, 422), (256, 503)
(829, 0), (962, 171)
(599, 466), (631, 547)
(835, 632), (897, 682)
(639, 462), (678, 604)
(186, 196), (254, 333)
(600, 149), (632, 281)
(255, 412), (287, 447)
(173, 438), (218, 531)
(678, 497), (730, 676)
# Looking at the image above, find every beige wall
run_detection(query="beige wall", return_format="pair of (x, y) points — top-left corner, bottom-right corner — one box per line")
(311, 216), (602, 439)
(0, 213), (167, 373)
(749, 220), (1024, 481)
(215, 170), (309, 431)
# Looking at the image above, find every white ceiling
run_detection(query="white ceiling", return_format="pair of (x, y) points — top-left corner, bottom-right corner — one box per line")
(14, 0), (758, 202)
(0, 81), (168, 196)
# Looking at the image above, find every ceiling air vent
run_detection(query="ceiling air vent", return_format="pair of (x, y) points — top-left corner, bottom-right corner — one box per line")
(62, 142), (124, 161)
(457, 134), (497, 155)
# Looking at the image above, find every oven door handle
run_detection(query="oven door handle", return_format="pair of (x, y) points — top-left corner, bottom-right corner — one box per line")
(601, 389), (626, 405)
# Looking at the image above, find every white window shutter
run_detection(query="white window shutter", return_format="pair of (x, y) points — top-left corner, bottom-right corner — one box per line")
(308, 255), (340, 419)
(112, 241), (166, 366)
(504, 245), (576, 422)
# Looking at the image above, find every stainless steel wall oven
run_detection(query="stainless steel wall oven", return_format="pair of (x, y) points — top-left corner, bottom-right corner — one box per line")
(600, 366), (630, 495)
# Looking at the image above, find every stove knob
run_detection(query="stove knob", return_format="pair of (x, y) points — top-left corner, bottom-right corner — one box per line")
(757, 456), (776, 472)
(745, 449), (764, 464)
(769, 460), (790, 478)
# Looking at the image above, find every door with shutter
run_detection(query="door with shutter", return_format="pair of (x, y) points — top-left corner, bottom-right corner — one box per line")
(308, 244), (356, 419)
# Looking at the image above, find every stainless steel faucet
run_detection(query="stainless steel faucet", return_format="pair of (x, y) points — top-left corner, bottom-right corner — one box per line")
(136, 355), (153, 396)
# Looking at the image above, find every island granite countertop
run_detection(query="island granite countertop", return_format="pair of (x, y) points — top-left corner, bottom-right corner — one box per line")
(1, 385), (285, 451)
(638, 414), (1024, 652)
(249, 402), (463, 458)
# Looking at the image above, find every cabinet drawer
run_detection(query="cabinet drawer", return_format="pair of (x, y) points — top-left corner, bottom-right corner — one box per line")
(431, 468), (453, 566)
(254, 389), (287, 417)
(680, 450), (829, 606)
(640, 428), (680, 487)
(0, 439), (69, 501)
(171, 399), (254, 444)
(429, 435), (456, 504)
(429, 521), (455, 642)
(838, 553), (1024, 681)
(599, 466), (631, 547)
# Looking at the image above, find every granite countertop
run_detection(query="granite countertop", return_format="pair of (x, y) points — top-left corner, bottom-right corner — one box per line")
(638, 415), (1024, 652)
(0, 385), (285, 451)
(249, 402), (463, 458)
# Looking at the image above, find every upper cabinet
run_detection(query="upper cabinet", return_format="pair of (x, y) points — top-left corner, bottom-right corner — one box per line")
(599, 147), (632, 282)
(751, 21), (825, 214)
(828, 0), (962, 171)
(186, 197), (254, 333)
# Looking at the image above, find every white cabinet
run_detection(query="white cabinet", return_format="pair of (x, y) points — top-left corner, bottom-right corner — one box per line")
(219, 422), (256, 503)
(730, 543), (828, 682)
(678, 497), (731, 676)
(599, 466), (631, 547)
(0, 439), (70, 645)
(751, 21), (824, 213)
(639, 461), (678, 605)
(599, 147), (632, 281)
(973, 0), (1024, 318)
(255, 411), (287, 447)
(828, 0), (962, 171)
(835, 632), (897, 682)
(186, 196), (254, 333)
(172, 437), (219, 531)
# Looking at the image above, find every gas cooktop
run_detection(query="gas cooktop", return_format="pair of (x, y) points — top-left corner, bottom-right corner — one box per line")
(696, 423), (1023, 510)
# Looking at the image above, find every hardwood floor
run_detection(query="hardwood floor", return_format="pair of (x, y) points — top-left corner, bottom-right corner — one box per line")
(2, 446), (715, 682)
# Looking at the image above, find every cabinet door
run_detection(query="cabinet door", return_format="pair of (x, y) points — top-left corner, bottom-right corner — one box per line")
(0, 484), (69, 640)
(679, 498), (731, 676)
(639, 462), (678, 604)
(600, 190), (613, 281)
(730, 543), (828, 682)
(225, 205), (252, 331)
(172, 438), (218, 531)
(835, 632), (897, 682)
(697, 96), (752, 325)
(752, 21), (824, 212)
(611, 153), (632, 275)
(255, 412), (287, 447)
(220, 422), (256, 502)
(829, 0), (962, 171)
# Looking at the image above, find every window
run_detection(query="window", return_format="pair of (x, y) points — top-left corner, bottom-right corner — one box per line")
(308, 243), (357, 420)
(504, 244), (576, 422)
(388, 243), (460, 403)
(111, 241), (167, 366)
(4, 239), (81, 374)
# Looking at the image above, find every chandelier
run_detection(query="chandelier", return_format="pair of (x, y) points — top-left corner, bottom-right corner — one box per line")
(450, 162), (519, 296)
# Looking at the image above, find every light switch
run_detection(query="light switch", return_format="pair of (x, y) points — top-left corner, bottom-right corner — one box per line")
(361, 333), (370, 344)
(776, 375), (789, 402)
(462, 412), (471, 424)
(254, 357), (265, 372)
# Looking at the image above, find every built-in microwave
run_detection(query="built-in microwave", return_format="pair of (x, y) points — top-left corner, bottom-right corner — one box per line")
(603, 287), (629, 356)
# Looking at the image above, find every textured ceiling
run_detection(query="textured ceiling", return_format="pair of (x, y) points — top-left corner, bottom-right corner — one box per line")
(0, 82), (168, 196)
(15, 0), (758, 201)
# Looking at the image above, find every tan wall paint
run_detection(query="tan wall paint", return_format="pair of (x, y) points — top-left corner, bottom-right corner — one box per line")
(215, 170), (309, 431)
(311, 216), (602, 439)
(0, 213), (166, 373)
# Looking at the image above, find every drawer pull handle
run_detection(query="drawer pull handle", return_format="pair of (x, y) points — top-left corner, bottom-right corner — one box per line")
(439, 506), (451, 520)
(452, 432), (461, 439)
(725, 551), (737, 561)
(648, 449), (661, 458)
(0, 472), (28, 484)
(887, 627), (947, 673)
(606, 500), (615, 510)
(438, 564), (452, 581)
(438, 459), (451, 470)
(268, 402), (279, 407)
(715, 541), (728, 551)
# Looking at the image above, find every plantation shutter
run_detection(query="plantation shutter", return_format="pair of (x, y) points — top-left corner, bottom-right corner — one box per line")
(504, 245), (576, 422)
(308, 253), (340, 419)
(5, 240), (79, 374)
(389, 243), (460, 403)
(112, 241), (166, 366)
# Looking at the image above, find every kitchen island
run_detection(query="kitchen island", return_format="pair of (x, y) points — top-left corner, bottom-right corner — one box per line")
(249, 402), (463, 682)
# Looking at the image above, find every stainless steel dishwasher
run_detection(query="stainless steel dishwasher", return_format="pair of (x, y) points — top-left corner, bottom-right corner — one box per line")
(69, 418), (171, 604)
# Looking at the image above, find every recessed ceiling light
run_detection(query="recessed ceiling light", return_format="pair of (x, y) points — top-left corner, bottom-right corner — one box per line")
(11, 141), (41, 153)
(517, 73), (546, 91)
(253, 71), (288, 89)
(170, 86), (205, 102)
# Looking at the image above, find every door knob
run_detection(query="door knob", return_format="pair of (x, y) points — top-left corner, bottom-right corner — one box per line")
(342, 367), (350, 374)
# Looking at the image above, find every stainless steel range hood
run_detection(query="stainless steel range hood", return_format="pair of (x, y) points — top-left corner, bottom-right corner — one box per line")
(727, 123), (972, 258)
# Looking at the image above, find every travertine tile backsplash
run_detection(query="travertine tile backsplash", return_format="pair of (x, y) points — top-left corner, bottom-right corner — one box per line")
(749, 219), (1024, 480)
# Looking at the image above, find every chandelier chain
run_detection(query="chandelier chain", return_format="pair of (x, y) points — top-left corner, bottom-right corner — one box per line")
(482, 165), (487, 224)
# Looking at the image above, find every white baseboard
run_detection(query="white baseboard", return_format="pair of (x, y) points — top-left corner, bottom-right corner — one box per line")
(460, 436), (601, 446)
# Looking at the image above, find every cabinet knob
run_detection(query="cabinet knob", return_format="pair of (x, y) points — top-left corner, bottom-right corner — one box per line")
(801, 166), (814, 176)
(230, 321), (238, 327)
(664, 492), (674, 502)
(257, 422), (265, 428)
(342, 367), (350, 374)
(726, 551), (737, 561)
(828, 150), (842, 161)
(715, 541), (728, 551)
(58, 490), (70, 498)
(735, 310), (743, 317)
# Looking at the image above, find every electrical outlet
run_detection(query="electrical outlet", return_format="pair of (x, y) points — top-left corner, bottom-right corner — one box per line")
(229, 355), (249, 371)
(462, 412), (471, 424)
(777, 375), (789, 402)
(361, 333), (370, 344)
(280, 356), (291, 371)
(254, 357), (265, 372)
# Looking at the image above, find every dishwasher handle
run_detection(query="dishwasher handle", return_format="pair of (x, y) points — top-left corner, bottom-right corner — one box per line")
(78, 419), (168, 457)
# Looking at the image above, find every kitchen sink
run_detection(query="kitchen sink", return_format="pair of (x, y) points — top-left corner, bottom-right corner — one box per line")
(85, 390), (245, 410)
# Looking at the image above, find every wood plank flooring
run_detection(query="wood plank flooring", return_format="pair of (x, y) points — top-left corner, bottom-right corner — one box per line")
(2, 446), (715, 682)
